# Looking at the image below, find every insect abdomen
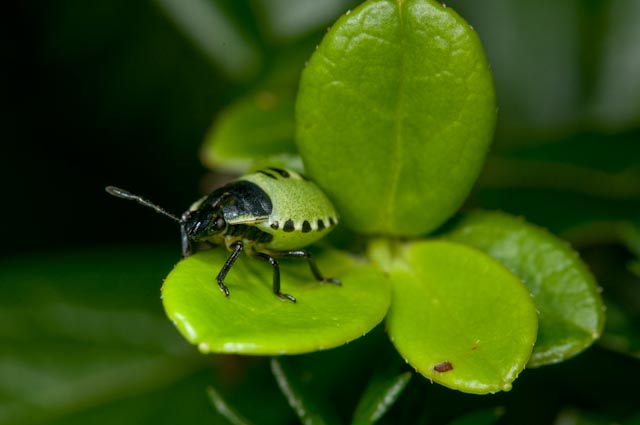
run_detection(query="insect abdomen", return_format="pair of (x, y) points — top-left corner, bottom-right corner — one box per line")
(238, 168), (339, 251)
(225, 224), (274, 244)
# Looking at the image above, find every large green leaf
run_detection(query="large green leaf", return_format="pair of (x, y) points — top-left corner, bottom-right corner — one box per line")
(441, 210), (605, 367)
(385, 240), (538, 394)
(296, 0), (496, 236)
(162, 248), (390, 355)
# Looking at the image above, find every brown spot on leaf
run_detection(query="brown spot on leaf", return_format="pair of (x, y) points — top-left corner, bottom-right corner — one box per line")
(433, 361), (453, 373)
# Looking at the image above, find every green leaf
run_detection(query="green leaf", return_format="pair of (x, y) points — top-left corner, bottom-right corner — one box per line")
(385, 240), (537, 394)
(351, 363), (412, 425)
(296, 0), (496, 236)
(271, 358), (340, 425)
(201, 91), (301, 173)
(441, 210), (605, 367)
(162, 248), (391, 355)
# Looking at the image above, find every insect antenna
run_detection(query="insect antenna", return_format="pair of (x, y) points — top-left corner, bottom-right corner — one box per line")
(105, 186), (181, 223)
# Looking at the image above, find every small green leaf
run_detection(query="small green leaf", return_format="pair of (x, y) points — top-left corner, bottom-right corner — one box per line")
(162, 249), (390, 355)
(351, 364), (412, 425)
(441, 210), (605, 367)
(271, 358), (340, 425)
(386, 240), (537, 394)
(201, 91), (301, 173)
(296, 0), (496, 236)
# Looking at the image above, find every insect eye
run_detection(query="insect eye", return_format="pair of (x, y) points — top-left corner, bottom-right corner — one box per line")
(215, 217), (226, 230)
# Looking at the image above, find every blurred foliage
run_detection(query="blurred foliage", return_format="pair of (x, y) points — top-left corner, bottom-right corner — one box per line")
(5, 0), (640, 424)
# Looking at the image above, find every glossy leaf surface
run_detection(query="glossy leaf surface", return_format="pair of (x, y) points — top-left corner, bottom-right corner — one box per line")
(296, 0), (496, 236)
(442, 210), (605, 367)
(162, 249), (390, 355)
(386, 241), (537, 394)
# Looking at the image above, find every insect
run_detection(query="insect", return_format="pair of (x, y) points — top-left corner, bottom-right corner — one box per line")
(106, 168), (340, 302)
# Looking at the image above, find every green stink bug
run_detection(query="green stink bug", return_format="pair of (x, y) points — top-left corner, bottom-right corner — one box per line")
(106, 168), (340, 302)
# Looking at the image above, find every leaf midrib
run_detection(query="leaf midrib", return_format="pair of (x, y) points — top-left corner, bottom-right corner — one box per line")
(381, 0), (407, 233)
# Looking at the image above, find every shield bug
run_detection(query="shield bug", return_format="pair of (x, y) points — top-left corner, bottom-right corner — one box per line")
(106, 168), (340, 302)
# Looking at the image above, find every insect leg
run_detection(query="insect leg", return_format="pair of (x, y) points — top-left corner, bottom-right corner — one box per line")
(217, 241), (244, 296)
(271, 250), (341, 286)
(254, 252), (296, 303)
